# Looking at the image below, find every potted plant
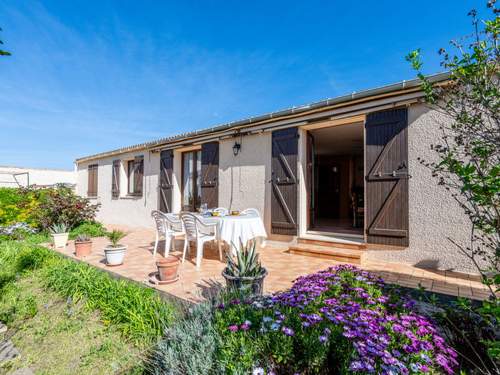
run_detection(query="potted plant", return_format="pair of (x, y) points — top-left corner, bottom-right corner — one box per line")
(104, 230), (127, 266)
(50, 222), (69, 248)
(221, 241), (268, 295)
(156, 256), (180, 283)
(74, 233), (92, 257)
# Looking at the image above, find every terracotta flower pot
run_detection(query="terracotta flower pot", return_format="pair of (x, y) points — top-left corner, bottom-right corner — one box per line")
(75, 240), (92, 257)
(156, 256), (180, 282)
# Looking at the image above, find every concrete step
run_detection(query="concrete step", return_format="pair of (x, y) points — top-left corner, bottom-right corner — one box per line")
(298, 237), (366, 251)
(288, 243), (364, 264)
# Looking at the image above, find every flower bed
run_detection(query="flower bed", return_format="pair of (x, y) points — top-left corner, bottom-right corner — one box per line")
(213, 265), (458, 374)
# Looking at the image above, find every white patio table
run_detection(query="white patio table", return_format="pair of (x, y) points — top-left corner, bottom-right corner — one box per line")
(198, 212), (267, 254)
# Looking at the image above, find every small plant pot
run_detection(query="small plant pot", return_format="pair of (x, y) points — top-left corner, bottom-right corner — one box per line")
(222, 268), (268, 295)
(104, 245), (127, 266)
(52, 233), (69, 248)
(156, 256), (180, 283)
(75, 240), (92, 257)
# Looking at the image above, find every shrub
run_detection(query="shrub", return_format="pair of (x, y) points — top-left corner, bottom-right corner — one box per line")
(0, 187), (39, 226)
(33, 186), (100, 230)
(149, 302), (221, 375)
(213, 265), (459, 374)
(69, 221), (107, 239)
(0, 186), (100, 231)
(432, 298), (500, 373)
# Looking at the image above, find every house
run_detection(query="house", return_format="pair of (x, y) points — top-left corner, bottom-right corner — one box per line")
(74, 72), (474, 273)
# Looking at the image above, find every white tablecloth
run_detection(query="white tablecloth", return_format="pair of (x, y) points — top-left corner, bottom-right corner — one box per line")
(200, 213), (267, 248)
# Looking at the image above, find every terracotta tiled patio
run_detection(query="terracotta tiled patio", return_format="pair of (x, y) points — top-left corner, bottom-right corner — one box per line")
(53, 227), (492, 303)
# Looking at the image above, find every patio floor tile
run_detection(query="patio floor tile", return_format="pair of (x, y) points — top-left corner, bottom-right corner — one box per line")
(51, 226), (492, 303)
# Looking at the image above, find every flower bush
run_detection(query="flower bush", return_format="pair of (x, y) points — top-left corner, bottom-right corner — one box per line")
(32, 185), (99, 230)
(0, 186), (100, 231)
(213, 265), (458, 374)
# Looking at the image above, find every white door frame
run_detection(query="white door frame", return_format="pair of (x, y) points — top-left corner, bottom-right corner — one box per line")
(297, 115), (367, 243)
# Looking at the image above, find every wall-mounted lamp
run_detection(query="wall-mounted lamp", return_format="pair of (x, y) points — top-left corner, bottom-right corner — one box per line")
(232, 141), (241, 156)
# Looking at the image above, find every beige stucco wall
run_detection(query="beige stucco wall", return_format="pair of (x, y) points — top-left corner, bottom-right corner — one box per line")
(76, 151), (160, 228)
(75, 103), (474, 272)
(0, 166), (75, 187)
(218, 132), (274, 238)
(364, 103), (473, 272)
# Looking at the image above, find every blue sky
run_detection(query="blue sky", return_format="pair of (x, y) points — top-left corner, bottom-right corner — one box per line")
(0, 0), (485, 169)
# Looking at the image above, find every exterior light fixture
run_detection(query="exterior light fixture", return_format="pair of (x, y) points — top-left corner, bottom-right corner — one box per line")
(233, 141), (241, 156)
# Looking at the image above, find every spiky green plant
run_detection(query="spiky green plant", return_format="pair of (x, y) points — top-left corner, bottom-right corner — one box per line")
(49, 222), (68, 234)
(75, 233), (90, 242)
(106, 230), (126, 247)
(225, 240), (263, 278)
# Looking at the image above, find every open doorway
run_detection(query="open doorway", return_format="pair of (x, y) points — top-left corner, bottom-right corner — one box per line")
(307, 122), (364, 237)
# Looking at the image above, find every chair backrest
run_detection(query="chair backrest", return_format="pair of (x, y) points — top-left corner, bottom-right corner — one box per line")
(241, 208), (260, 217)
(161, 212), (182, 232)
(180, 213), (200, 241)
(213, 207), (229, 216)
(151, 210), (167, 234)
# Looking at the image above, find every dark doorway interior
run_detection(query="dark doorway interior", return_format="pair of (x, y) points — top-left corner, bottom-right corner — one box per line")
(308, 123), (364, 236)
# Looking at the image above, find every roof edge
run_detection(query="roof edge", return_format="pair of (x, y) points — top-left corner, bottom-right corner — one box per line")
(75, 72), (449, 163)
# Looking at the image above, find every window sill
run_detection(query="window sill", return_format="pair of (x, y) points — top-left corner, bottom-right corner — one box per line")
(119, 195), (143, 200)
(87, 196), (99, 200)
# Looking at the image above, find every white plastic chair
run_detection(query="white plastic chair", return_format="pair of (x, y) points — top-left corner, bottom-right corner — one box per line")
(151, 210), (171, 257)
(163, 212), (186, 256)
(180, 213), (222, 269)
(241, 208), (260, 216)
(213, 207), (229, 216)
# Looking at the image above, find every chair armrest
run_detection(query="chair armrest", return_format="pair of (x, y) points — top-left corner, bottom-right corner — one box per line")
(197, 220), (217, 235)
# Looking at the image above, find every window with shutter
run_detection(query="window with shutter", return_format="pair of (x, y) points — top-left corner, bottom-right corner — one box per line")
(159, 150), (174, 212)
(127, 156), (144, 196)
(111, 160), (120, 198)
(200, 142), (219, 209)
(87, 164), (98, 197)
(134, 156), (144, 196)
(181, 150), (201, 211)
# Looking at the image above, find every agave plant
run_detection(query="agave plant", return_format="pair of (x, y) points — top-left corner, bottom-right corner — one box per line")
(225, 240), (263, 278)
(106, 230), (127, 247)
(50, 222), (68, 234)
(75, 233), (91, 242)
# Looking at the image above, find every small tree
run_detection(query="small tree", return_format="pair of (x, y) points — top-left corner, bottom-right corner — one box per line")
(406, 1), (499, 298)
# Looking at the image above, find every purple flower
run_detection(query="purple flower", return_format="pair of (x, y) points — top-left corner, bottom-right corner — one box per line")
(240, 320), (251, 331)
(228, 325), (239, 332)
(282, 326), (294, 336)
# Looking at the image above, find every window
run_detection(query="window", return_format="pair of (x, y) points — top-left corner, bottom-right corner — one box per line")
(111, 160), (120, 198)
(182, 150), (201, 211)
(87, 164), (98, 197)
(127, 156), (144, 196)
